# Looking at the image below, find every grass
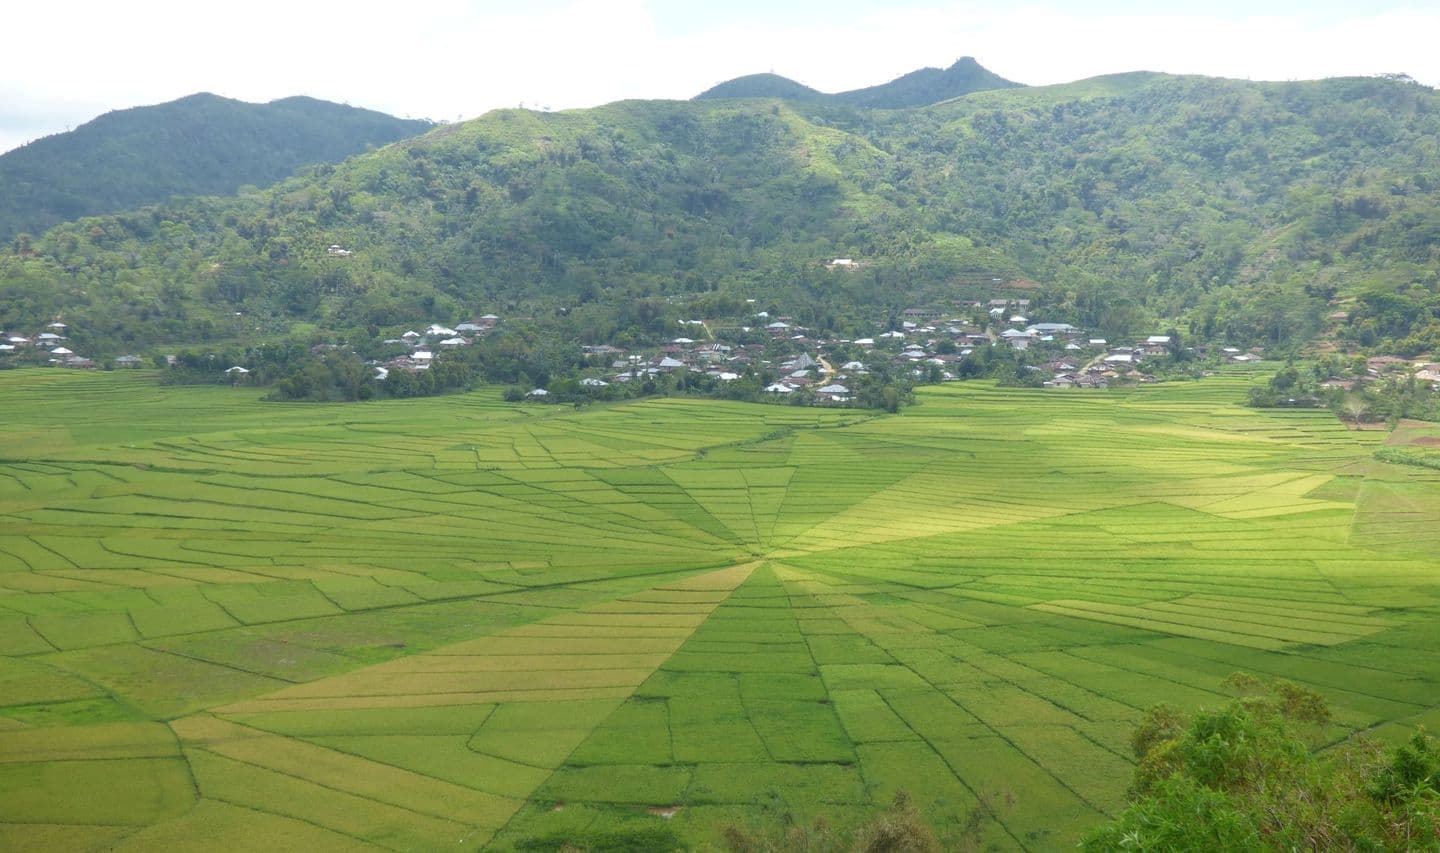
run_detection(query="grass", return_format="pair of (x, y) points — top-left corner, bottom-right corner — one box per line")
(0, 368), (1436, 849)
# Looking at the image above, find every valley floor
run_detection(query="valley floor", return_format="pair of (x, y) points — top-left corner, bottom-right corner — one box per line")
(0, 369), (1437, 850)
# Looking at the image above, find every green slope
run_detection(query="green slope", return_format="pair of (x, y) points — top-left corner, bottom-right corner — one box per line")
(0, 93), (432, 243)
(694, 73), (827, 102)
(1, 73), (1438, 357)
(833, 56), (1024, 108)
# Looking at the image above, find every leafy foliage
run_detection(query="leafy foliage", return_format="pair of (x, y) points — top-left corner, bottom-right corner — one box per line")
(1245, 362), (1333, 408)
(1374, 445), (1440, 471)
(1084, 675), (1440, 851)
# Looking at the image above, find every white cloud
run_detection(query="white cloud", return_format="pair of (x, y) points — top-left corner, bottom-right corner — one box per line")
(1, 1), (1437, 153)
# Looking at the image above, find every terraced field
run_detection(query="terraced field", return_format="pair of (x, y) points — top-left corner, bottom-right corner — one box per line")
(1, 368), (1437, 850)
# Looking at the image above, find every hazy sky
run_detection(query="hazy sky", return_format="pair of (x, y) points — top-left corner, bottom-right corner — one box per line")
(3, 0), (1437, 153)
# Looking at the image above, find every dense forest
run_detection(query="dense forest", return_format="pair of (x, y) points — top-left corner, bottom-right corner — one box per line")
(1, 72), (1437, 362)
(0, 93), (431, 243)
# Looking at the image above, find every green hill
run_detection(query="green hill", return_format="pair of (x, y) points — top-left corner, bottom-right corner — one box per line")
(2, 73), (1438, 357)
(0, 93), (432, 243)
(694, 73), (827, 102)
(696, 56), (1023, 107)
(833, 56), (1024, 108)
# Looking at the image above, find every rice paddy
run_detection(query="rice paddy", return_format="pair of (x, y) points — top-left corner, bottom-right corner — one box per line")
(1, 368), (1437, 850)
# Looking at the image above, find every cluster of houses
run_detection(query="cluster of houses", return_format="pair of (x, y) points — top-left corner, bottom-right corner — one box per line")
(1321, 356), (1440, 391)
(579, 337), (745, 391)
(574, 332), (865, 403)
(375, 315), (500, 379)
(1049, 337), (1260, 387)
(1, 322), (90, 367)
(7, 289), (1288, 408)
(0, 322), (145, 370)
(522, 296), (1265, 403)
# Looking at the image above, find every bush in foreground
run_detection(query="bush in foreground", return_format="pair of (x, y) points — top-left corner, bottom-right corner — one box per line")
(1083, 674), (1440, 851)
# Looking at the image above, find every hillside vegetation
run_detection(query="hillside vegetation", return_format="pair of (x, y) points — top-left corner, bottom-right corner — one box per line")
(0, 93), (432, 243)
(1, 73), (1438, 358)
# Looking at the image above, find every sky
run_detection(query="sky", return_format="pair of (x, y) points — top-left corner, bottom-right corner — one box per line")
(2, 0), (1438, 153)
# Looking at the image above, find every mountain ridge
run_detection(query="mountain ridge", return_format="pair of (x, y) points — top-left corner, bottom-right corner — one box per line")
(695, 56), (1024, 107)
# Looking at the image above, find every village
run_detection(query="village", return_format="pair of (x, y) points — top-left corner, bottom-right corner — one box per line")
(0, 297), (1308, 406)
(12, 292), (1440, 410)
(363, 294), (1283, 406)
(0, 322), (145, 370)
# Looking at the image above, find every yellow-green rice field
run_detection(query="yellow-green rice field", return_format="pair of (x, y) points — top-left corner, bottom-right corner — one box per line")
(0, 368), (1437, 850)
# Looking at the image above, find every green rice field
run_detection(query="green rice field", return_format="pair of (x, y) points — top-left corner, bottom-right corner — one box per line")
(1, 368), (1437, 850)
